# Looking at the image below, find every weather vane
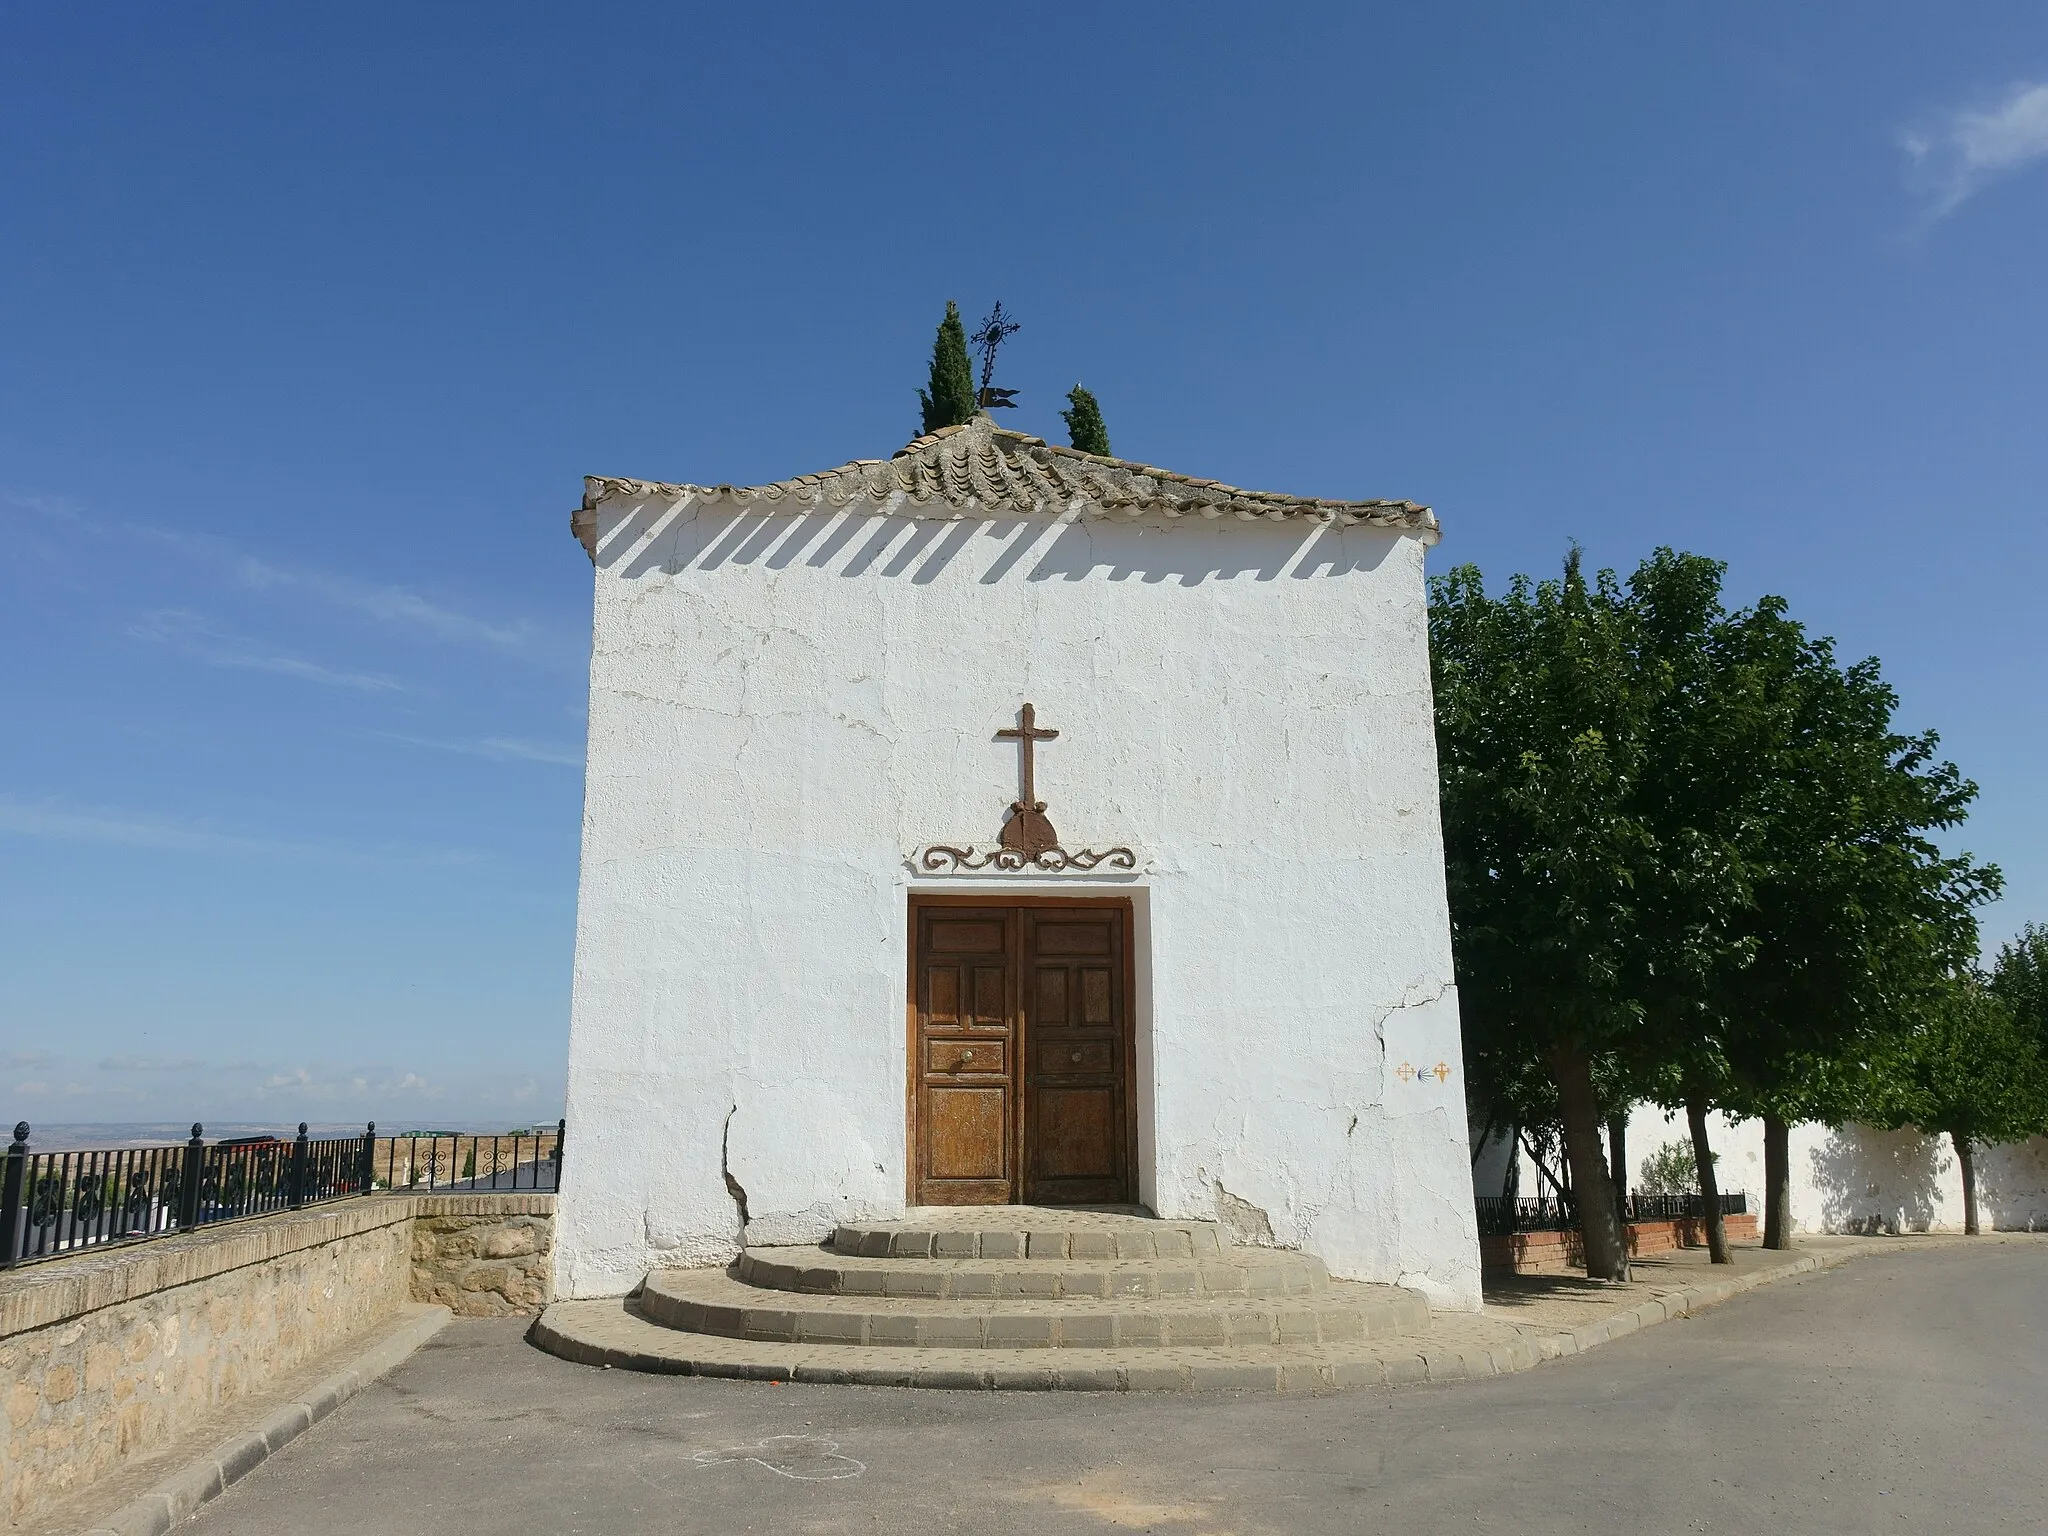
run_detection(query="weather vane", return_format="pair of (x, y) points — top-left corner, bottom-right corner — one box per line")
(971, 300), (1020, 410)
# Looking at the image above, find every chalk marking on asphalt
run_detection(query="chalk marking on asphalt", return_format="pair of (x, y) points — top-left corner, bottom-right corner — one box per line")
(693, 1434), (866, 1480)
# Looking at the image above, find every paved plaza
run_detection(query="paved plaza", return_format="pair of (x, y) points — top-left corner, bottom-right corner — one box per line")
(167, 1242), (2043, 1536)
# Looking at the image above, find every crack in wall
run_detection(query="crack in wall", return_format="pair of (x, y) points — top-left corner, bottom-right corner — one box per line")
(720, 1105), (751, 1239)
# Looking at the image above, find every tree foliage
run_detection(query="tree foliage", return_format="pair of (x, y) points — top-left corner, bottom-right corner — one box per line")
(1989, 924), (2048, 1051)
(1433, 544), (2000, 1268)
(1862, 978), (2048, 1233)
(1060, 384), (1112, 456)
(1432, 550), (1652, 1277)
(1639, 1139), (1708, 1195)
(917, 300), (977, 436)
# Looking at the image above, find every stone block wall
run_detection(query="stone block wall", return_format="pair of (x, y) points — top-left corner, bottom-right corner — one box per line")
(0, 1200), (413, 1526)
(409, 1195), (555, 1316)
(0, 1193), (557, 1531)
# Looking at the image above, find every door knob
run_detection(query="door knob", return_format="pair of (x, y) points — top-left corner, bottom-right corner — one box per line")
(1070, 1050), (1083, 1063)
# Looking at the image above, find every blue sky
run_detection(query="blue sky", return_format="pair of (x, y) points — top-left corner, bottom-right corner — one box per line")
(4, 5), (2045, 1127)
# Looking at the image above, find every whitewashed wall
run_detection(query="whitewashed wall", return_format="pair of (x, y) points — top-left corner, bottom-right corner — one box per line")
(1476, 1106), (2048, 1234)
(556, 493), (1482, 1307)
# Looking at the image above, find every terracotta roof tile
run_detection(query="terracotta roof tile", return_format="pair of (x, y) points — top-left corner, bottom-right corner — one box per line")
(575, 416), (1435, 554)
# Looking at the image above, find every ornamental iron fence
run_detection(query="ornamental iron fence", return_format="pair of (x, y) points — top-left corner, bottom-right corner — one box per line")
(1, 1119), (563, 1269)
(1474, 1190), (1748, 1237)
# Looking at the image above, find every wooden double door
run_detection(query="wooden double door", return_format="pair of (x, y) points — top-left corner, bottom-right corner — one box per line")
(909, 897), (1135, 1206)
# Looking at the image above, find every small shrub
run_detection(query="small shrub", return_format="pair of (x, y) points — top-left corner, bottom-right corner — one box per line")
(1638, 1138), (1713, 1195)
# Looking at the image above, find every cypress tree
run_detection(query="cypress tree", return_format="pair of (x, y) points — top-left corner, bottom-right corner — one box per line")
(917, 301), (978, 436)
(1061, 383), (1112, 456)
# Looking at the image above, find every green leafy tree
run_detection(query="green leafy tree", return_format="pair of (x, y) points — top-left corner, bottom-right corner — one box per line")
(1614, 551), (1763, 1261)
(1432, 550), (1651, 1280)
(1989, 924), (2048, 1050)
(1865, 979), (2048, 1233)
(917, 300), (978, 436)
(1437, 544), (2000, 1270)
(1620, 578), (2000, 1248)
(1602, 553), (1995, 1254)
(1060, 384), (1112, 456)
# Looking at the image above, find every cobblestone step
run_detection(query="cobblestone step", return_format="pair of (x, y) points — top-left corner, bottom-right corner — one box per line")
(532, 1299), (1461, 1392)
(637, 1268), (1426, 1348)
(831, 1209), (1225, 1261)
(736, 1244), (1330, 1299)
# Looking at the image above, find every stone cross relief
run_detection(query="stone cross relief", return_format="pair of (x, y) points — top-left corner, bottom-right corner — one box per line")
(914, 701), (1136, 873)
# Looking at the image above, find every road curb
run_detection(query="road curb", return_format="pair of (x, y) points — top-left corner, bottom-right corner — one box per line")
(79, 1303), (451, 1536)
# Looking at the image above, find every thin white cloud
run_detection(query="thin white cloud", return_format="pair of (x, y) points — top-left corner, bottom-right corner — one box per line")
(0, 797), (473, 868)
(6, 496), (558, 660)
(474, 737), (583, 766)
(0, 488), (94, 525)
(251, 1067), (439, 1103)
(360, 729), (583, 767)
(130, 609), (405, 692)
(1901, 80), (2048, 220)
(99, 1055), (203, 1072)
(230, 555), (536, 650)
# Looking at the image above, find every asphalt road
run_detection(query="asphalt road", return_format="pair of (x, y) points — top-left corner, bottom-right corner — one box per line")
(185, 1244), (2043, 1536)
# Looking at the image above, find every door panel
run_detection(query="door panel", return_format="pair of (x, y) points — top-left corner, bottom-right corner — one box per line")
(927, 1088), (1007, 1179)
(913, 906), (1015, 1204)
(1032, 1089), (1116, 1177)
(927, 1039), (1004, 1075)
(1022, 908), (1130, 1204)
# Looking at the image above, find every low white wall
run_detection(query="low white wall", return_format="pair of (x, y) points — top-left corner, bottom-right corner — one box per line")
(1474, 1106), (2048, 1234)
(1788, 1124), (2048, 1233)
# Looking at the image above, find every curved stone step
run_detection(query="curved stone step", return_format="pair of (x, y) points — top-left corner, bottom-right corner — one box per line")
(737, 1245), (1329, 1299)
(832, 1209), (1224, 1261)
(638, 1268), (1426, 1349)
(533, 1299), (1452, 1392)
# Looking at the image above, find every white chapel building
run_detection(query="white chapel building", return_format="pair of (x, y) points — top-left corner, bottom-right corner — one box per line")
(554, 415), (1483, 1309)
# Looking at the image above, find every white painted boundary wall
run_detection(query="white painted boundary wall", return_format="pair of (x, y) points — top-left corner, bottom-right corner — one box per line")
(1475, 1107), (2048, 1234)
(557, 493), (1482, 1309)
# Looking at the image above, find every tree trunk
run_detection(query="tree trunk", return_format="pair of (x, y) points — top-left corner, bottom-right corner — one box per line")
(1549, 1041), (1630, 1281)
(1762, 1115), (1793, 1249)
(1686, 1092), (1732, 1264)
(1954, 1133), (1980, 1236)
(1607, 1113), (1629, 1218)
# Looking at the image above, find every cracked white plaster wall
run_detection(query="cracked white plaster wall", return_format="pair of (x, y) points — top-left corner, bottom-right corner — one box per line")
(555, 492), (1483, 1307)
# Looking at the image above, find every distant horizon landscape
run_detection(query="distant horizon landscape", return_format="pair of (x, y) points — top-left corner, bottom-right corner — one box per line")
(12, 1120), (565, 1154)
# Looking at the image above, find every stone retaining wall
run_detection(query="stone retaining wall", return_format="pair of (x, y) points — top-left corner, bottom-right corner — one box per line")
(0, 1193), (556, 1531)
(0, 1200), (412, 1526)
(409, 1196), (555, 1317)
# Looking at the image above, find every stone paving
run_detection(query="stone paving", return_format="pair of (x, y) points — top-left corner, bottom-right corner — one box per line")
(178, 1237), (2048, 1536)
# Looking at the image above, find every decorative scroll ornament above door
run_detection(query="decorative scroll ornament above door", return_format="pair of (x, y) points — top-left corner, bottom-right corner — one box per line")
(914, 702), (1137, 874)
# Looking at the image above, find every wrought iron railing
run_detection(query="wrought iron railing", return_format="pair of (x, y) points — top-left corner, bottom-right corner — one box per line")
(1, 1119), (563, 1269)
(364, 1127), (563, 1194)
(1475, 1190), (1748, 1237)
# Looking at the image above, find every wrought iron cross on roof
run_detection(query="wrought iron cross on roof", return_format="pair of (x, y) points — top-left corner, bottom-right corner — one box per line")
(996, 702), (1059, 857)
(972, 300), (1020, 411)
